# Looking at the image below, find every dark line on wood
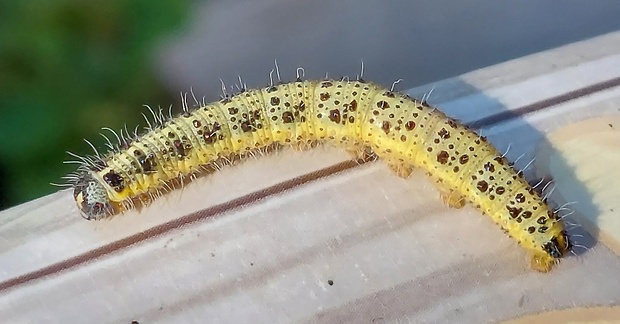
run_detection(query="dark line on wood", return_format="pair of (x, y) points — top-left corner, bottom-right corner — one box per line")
(0, 159), (366, 293)
(469, 75), (620, 129)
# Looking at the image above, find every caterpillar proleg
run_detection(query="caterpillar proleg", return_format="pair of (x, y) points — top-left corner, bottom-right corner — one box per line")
(65, 70), (570, 272)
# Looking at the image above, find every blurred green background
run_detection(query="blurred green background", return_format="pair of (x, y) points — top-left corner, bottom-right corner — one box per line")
(0, 0), (190, 210)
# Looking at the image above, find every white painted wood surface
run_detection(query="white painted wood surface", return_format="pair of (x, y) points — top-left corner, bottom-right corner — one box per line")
(2, 31), (620, 323)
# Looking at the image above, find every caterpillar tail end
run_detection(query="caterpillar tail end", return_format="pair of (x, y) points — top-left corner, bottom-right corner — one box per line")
(530, 231), (571, 272)
(530, 253), (555, 272)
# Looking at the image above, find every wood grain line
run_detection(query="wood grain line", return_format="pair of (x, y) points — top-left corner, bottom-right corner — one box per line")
(469, 75), (620, 128)
(0, 159), (364, 293)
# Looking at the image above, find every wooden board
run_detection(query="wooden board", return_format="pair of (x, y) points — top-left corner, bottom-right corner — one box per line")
(2, 31), (620, 324)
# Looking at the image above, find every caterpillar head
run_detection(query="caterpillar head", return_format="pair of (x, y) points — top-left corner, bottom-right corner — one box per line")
(73, 171), (115, 220)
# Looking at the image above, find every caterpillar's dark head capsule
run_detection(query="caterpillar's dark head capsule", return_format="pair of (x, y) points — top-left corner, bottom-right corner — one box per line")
(73, 171), (115, 220)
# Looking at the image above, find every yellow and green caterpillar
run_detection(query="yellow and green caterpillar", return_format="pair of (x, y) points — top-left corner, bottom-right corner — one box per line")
(67, 74), (570, 272)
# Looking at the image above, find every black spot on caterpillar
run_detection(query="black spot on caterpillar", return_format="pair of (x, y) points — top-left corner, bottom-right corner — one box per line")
(65, 71), (570, 272)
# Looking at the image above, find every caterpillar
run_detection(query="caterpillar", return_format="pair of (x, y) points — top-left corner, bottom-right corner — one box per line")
(65, 69), (570, 272)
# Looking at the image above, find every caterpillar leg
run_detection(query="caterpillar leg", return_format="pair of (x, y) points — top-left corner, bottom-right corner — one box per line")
(439, 189), (467, 209)
(346, 146), (377, 162)
(386, 160), (414, 178)
(293, 140), (319, 152)
(530, 253), (555, 272)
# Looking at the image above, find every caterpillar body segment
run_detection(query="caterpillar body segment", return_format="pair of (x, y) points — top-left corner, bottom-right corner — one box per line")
(69, 79), (570, 272)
